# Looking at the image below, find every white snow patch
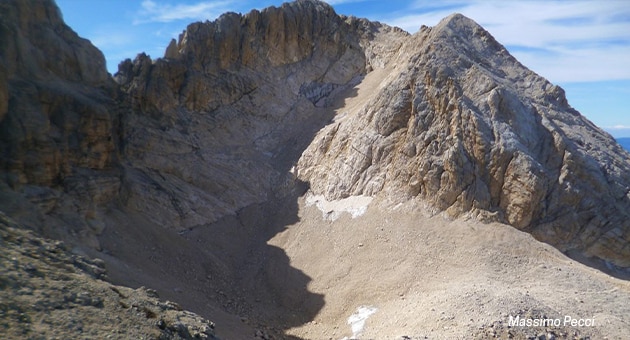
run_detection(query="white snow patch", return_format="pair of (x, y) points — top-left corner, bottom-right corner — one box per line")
(305, 194), (373, 221)
(341, 305), (378, 339)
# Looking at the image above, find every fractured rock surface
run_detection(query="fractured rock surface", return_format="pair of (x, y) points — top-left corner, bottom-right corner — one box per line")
(297, 13), (630, 268)
(0, 212), (217, 339)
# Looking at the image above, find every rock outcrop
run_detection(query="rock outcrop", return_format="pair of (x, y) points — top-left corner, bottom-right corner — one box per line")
(0, 0), (115, 186)
(297, 13), (630, 268)
(111, 0), (407, 230)
(0, 0), (122, 250)
(0, 212), (217, 339)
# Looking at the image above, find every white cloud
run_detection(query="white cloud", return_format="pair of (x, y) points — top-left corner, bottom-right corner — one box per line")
(608, 125), (630, 130)
(378, 0), (630, 83)
(511, 45), (630, 83)
(89, 31), (135, 49)
(134, 0), (234, 24)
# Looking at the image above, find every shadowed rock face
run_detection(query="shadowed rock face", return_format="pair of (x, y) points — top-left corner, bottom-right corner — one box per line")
(2, 0), (630, 337)
(0, 0), (114, 188)
(0, 0), (122, 251)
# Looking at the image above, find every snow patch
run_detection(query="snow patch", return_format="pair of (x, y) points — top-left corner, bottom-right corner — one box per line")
(341, 305), (378, 339)
(305, 194), (373, 221)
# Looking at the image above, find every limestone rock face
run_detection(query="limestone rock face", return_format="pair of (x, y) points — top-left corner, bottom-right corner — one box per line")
(297, 14), (630, 267)
(116, 0), (366, 114)
(0, 0), (117, 188)
(111, 0), (400, 229)
(0, 0), (121, 249)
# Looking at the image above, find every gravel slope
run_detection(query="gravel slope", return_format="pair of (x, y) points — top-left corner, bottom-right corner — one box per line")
(270, 196), (630, 339)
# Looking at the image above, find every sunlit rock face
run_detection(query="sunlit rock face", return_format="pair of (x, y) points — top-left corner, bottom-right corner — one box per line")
(296, 13), (630, 267)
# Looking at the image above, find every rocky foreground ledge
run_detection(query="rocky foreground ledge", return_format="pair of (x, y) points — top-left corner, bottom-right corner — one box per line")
(0, 212), (217, 339)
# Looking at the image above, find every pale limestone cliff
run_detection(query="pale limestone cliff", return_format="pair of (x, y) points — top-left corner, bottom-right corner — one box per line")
(111, 0), (401, 230)
(297, 13), (630, 267)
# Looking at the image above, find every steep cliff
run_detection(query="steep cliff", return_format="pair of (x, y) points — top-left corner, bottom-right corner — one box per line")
(0, 0), (122, 250)
(0, 0), (114, 186)
(112, 0), (408, 230)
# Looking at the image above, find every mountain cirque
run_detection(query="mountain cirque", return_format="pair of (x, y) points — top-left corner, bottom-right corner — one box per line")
(1, 0), (630, 339)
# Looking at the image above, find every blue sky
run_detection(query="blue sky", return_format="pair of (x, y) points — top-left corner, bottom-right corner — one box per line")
(55, 0), (630, 138)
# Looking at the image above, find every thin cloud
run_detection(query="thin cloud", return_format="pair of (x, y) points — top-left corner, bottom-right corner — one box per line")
(604, 126), (630, 138)
(89, 30), (135, 49)
(511, 45), (630, 83)
(608, 125), (630, 130)
(134, 0), (234, 24)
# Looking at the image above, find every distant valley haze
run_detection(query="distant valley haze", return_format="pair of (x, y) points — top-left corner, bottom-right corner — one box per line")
(618, 137), (630, 152)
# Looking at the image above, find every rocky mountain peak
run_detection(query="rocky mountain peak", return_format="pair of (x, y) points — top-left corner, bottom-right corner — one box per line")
(296, 12), (630, 268)
(0, 0), (108, 84)
(115, 0), (367, 117)
(428, 12), (512, 63)
(122, 0), (349, 73)
(3, 0), (629, 270)
(433, 12), (482, 33)
(2, 0), (629, 269)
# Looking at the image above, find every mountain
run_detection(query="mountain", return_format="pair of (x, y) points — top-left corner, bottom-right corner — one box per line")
(618, 137), (630, 151)
(298, 13), (630, 268)
(1, 0), (630, 339)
